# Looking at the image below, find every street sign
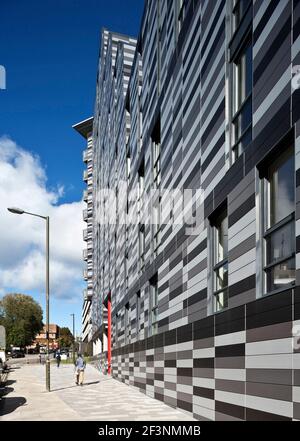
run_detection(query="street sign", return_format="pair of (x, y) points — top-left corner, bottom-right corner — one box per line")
(0, 325), (6, 349)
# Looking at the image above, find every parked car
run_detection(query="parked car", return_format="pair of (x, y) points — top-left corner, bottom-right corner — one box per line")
(11, 350), (25, 358)
(0, 350), (8, 370)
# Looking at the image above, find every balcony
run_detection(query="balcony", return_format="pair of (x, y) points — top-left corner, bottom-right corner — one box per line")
(83, 227), (93, 242)
(83, 267), (93, 280)
(83, 244), (93, 259)
(83, 170), (89, 182)
(83, 289), (93, 302)
(83, 209), (88, 222)
(83, 150), (89, 163)
(83, 190), (88, 202)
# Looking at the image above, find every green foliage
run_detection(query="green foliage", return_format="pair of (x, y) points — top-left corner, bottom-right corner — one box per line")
(58, 327), (74, 348)
(0, 293), (43, 348)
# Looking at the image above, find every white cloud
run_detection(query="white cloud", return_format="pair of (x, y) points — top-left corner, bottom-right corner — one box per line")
(0, 136), (85, 301)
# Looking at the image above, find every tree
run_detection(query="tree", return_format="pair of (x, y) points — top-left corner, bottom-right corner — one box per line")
(58, 327), (74, 348)
(0, 294), (43, 348)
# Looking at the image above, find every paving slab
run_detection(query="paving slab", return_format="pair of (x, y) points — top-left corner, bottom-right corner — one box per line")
(0, 363), (195, 421)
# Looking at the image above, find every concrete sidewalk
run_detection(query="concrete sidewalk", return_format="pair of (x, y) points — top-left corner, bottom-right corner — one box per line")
(0, 363), (195, 421)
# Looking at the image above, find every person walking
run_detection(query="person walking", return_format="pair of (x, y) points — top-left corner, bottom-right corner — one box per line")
(56, 351), (61, 368)
(75, 353), (86, 386)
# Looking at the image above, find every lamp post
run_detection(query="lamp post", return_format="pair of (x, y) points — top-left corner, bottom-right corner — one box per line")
(7, 207), (51, 392)
(70, 313), (75, 364)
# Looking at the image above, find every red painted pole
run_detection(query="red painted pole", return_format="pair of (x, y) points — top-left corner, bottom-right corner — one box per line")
(107, 296), (111, 375)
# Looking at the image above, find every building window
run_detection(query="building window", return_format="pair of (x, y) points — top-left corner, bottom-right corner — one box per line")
(139, 225), (145, 270)
(211, 208), (228, 312)
(149, 277), (158, 336)
(231, 39), (252, 162)
(263, 147), (295, 293)
(136, 291), (141, 339)
(153, 201), (161, 257)
(124, 303), (130, 345)
(153, 140), (161, 189)
(126, 152), (131, 181)
(138, 161), (144, 221)
(152, 119), (161, 257)
(232, 0), (251, 34)
(124, 251), (129, 290)
(176, 0), (188, 38)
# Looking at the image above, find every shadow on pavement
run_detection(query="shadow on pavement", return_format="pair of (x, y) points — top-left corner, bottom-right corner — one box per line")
(51, 380), (101, 392)
(0, 387), (14, 397)
(0, 397), (27, 416)
(50, 385), (78, 392)
(83, 381), (101, 386)
(5, 380), (16, 386)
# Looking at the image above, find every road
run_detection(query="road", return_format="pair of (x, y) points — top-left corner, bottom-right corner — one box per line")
(0, 362), (195, 421)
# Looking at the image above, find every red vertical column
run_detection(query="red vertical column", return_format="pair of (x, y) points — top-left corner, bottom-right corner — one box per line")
(107, 295), (111, 375)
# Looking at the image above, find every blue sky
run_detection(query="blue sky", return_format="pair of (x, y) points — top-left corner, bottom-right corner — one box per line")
(0, 0), (144, 334)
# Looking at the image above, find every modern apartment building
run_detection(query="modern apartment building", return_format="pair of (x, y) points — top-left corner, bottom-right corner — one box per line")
(73, 117), (94, 355)
(85, 0), (300, 421)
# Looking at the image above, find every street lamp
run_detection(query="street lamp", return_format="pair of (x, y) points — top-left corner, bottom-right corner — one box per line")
(70, 313), (75, 364)
(7, 207), (51, 392)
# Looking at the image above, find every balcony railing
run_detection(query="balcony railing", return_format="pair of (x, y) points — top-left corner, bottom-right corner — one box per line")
(83, 289), (93, 302)
(83, 148), (93, 162)
(83, 170), (89, 182)
(83, 268), (93, 280)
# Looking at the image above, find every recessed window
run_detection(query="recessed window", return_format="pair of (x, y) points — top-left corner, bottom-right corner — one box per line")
(139, 225), (145, 270)
(231, 39), (252, 162)
(153, 201), (161, 257)
(176, 0), (188, 38)
(153, 140), (161, 189)
(126, 153), (131, 181)
(149, 276), (158, 336)
(232, 0), (251, 34)
(125, 303), (130, 345)
(138, 160), (144, 220)
(263, 147), (295, 293)
(211, 208), (229, 312)
(151, 119), (161, 257)
(124, 251), (129, 290)
(136, 291), (141, 339)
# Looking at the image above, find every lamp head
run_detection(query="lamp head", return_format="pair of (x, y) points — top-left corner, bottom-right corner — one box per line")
(7, 207), (25, 215)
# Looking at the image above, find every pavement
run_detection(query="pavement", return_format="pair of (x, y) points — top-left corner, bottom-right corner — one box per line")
(0, 362), (195, 421)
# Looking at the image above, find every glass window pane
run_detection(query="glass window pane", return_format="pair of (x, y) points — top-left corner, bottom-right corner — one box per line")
(151, 286), (158, 308)
(216, 215), (228, 262)
(269, 152), (295, 226)
(215, 263), (228, 291)
(152, 323), (158, 335)
(266, 258), (295, 292)
(241, 98), (252, 133)
(240, 127), (252, 151)
(266, 221), (295, 265)
(215, 289), (228, 312)
(152, 308), (158, 323)
(245, 43), (252, 97)
(233, 40), (252, 114)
